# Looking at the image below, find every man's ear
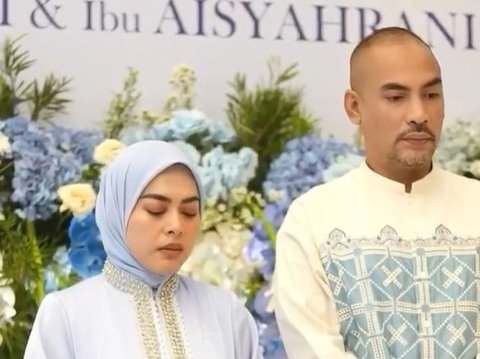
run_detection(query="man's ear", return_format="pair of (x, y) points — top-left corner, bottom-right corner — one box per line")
(344, 89), (361, 125)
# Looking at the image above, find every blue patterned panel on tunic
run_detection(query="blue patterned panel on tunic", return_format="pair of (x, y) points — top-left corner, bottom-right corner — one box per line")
(320, 225), (480, 359)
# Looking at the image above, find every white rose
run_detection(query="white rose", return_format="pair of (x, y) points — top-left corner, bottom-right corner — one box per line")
(469, 160), (480, 178)
(0, 131), (11, 157)
(93, 139), (125, 165)
(57, 183), (96, 216)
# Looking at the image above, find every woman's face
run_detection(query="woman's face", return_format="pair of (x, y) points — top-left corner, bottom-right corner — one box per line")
(126, 164), (201, 275)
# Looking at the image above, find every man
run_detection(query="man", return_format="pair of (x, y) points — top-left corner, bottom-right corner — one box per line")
(273, 27), (480, 359)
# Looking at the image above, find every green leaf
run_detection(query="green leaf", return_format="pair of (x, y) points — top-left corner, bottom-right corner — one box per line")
(26, 74), (71, 122)
(104, 67), (140, 138)
(226, 58), (316, 191)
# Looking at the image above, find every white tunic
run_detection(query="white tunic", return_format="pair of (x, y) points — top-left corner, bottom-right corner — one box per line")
(25, 261), (262, 359)
(274, 163), (480, 359)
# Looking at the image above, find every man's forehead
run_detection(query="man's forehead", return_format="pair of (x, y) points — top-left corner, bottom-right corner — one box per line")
(350, 40), (439, 90)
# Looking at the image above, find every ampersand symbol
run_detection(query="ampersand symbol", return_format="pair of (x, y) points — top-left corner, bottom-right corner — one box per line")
(30, 0), (65, 29)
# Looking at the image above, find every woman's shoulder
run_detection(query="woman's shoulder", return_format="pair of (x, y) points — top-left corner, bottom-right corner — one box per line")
(177, 275), (239, 305)
(46, 274), (106, 308)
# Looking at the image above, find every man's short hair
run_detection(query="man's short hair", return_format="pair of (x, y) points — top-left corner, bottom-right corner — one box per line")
(349, 27), (434, 89)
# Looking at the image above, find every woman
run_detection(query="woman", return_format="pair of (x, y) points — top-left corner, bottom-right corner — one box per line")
(24, 140), (262, 359)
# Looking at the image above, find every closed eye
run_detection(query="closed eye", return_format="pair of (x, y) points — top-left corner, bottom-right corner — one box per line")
(182, 212), (198, 218)
(146, 210), (165, 216)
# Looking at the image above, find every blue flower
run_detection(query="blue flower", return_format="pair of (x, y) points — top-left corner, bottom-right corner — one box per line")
(259, 321), (288, 359)
(263, 135), (360, 202)
(150, 122), (174, 141)
(2, 117), (102, 220)
(201, 146), (225, 168)
(168, 110), (208, 140)
(0, 116), (29, 137)
(204, 121), (236, 144)
(237, 147), (258, 184)
(201, 146), (258, 195)
(197, 166), (225, 202)
(253, 284), (275, 322)
(68, 213), (100, 245)
(67, 213), (107, 278)
(121, 127), (152, 145)
(68, 240), (106, 278)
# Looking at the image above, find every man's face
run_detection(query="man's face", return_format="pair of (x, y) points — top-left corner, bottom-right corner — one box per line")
(346, 40), (444, 173)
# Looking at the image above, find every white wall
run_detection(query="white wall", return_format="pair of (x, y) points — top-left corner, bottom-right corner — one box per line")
(1, 0), (479, 141)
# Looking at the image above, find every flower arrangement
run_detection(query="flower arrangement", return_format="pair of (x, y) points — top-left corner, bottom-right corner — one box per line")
(435, 119), (480, 179)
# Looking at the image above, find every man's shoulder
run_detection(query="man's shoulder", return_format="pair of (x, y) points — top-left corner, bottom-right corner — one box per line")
(438, 166), (480, 192)
(296, 167), (357, 205)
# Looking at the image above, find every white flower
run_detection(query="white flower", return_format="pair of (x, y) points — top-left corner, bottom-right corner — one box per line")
(93, 139), (125, 165)
(0, 252), (16, 345)
(57, 183), (97, 216)
(469, 160), (480, 178)
(181, 237), (227, 285)
(181, 224), (258, 298)
(0, 286), (16, 324)
(0, 131), (11, 157)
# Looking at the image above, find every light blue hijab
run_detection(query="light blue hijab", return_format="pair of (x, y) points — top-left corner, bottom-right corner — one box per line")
(95, 140), (203, 288)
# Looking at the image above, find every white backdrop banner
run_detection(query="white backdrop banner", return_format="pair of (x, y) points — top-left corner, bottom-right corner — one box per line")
(1, 0), (479, 141)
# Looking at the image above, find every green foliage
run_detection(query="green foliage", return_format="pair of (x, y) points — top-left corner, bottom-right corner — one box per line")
(104, 67), (140, 138)
(0, 35), (71, 122)
(27, 75), (71, 123)
(226, 58), (315, 191)
(0, 211), (76, 358)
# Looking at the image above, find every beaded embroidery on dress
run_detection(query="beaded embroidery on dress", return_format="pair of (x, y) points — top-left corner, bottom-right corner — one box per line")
(103, 261), (190, 359)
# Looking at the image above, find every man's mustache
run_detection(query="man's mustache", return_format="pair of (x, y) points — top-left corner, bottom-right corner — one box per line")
(396, 123), (436, 142)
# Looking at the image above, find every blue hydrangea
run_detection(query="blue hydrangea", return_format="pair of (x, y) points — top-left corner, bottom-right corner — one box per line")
(121, 126), (154, 145)
(1, 117), (102, 220)
(120, 109), (237, 147)
(67, 213), (107, 278)
(168, 110), (209, 140)
(248, 282), (287, 358)
(200, 146), (258, 201)
(263, 135), (360, 201)
(47, 126), (104, 165)
(245, 199), (289, 281)
(258, 320), (288, 359)
(197, 165), (225, 201)
(203, 120), (236, 144)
